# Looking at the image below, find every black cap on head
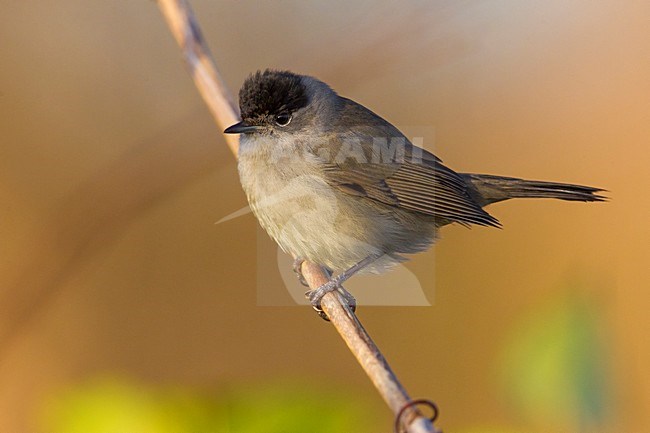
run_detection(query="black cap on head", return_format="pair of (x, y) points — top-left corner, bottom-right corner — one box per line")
(238, 69), (309, 121)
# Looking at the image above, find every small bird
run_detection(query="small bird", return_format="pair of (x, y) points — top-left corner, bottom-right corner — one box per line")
(225, 69), (605, 316)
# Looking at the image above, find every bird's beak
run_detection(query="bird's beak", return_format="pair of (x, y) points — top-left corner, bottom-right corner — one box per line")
(224, 121), (261, 134)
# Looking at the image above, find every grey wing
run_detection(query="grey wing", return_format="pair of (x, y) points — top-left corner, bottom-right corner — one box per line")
(384, 157), (500, 227)
(315, 98), (500, 227)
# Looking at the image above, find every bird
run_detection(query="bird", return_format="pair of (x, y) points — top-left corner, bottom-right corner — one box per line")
(224, 69), (605, 317)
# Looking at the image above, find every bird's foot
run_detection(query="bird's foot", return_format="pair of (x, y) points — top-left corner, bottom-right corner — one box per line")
(305, 281), (356, 321)
(337, 286), (357, 312)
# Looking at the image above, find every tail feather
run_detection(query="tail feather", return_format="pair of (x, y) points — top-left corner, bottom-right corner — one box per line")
(462, 173), (607, 207)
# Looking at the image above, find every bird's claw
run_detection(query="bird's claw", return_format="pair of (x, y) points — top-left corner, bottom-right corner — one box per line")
(305, 281), (357, 321)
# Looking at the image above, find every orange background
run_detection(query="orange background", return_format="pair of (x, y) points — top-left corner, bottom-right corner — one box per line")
(1, 1), (648, 432)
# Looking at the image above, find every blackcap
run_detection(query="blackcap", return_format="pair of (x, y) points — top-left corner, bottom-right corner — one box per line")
(225, 70), (605, 314)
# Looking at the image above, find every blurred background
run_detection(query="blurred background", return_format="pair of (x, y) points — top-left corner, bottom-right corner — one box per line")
(1, 1), (648, 432)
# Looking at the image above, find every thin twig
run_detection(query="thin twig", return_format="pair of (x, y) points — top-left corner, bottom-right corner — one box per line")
(158, 0), (239, 156)
(157, 1), (439, 432)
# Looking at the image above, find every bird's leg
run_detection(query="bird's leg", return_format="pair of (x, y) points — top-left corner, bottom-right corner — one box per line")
(305, 253), (383, 320)
(292, 257), (309, 287)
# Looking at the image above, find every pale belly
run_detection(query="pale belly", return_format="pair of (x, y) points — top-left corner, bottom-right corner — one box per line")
(237, 137), (437, 272)
(241, 165), (377, 268)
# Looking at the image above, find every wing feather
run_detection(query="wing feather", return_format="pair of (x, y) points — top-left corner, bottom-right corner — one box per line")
(315, 97), (500, 227)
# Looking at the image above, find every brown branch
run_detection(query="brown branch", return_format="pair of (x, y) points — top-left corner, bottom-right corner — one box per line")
(157, 1), (439, 432)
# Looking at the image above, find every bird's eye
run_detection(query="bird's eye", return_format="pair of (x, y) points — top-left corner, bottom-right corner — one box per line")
(274, 113), (292, 127)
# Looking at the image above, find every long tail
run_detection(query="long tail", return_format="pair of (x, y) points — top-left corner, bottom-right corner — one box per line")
(462, 173), (607, 207)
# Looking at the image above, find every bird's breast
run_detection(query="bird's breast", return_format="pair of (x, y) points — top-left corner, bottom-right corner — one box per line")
(235, 134), (436, 272)
(237, 135), (340, 252)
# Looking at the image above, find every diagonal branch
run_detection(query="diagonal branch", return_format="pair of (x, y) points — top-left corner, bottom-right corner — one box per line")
(157, 1), (439, 432)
